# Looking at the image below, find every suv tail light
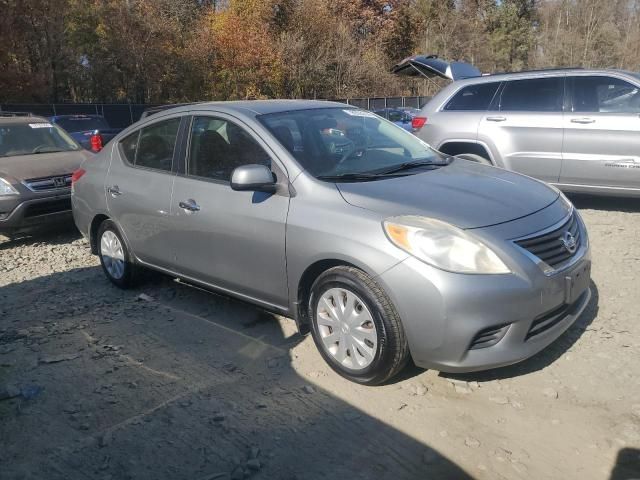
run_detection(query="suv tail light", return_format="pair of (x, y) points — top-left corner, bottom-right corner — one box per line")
(90, 132), (103, 152)
(411, 116), (427, 131)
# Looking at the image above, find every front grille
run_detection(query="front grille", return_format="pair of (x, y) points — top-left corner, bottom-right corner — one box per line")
(515, 212), (581, 269)
(23, 174), (72, 192)
(469, 324), (510, 350)
(526, 291), (588, 340)
(23, 198), (71, 218)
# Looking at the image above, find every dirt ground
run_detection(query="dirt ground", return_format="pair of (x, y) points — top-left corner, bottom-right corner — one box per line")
(1, 195), (639, 480)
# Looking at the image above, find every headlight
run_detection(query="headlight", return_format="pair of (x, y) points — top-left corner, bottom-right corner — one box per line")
(383, 216), (510, 274)
(0, 178), (18, 196)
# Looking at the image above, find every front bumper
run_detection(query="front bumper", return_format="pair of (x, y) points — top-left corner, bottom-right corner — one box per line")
(0, 194), (73, 233)
(377, 212), (592, 373)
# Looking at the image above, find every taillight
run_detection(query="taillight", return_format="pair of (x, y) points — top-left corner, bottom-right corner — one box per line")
(71, 168), (86, 186)
(411, 116), (427, 131)
(90, 133), (103, 152)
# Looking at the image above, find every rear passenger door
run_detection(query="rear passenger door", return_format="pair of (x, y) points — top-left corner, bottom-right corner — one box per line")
(478, 76), (565, 182)
(106, 116), (183, 267)
(561, 75), (640, 190)
(169, 114), (290, 309)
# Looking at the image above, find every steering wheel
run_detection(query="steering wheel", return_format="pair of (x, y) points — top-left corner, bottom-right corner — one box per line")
(335, 143), (366, 167)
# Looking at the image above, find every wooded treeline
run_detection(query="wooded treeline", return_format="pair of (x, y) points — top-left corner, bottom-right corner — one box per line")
(1, 0), (639, 104)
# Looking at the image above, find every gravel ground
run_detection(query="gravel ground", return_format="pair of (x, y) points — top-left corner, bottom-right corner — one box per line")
(1, 195), (639, 480)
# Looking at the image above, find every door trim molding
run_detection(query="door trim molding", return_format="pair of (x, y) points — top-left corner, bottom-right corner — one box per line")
(134, 257), (291, 314)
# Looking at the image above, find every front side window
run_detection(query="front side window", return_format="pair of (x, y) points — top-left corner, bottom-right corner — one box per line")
(500, 77), (563, 112)
(187, 116), (271, 182)
(119, 118), (180, 171)
(388, 110), (404, 122)
(444, 82), (500, 111)
(0, 122), (80, 158)
(572, 76), (640, 113)
(259, 108), (447, 179)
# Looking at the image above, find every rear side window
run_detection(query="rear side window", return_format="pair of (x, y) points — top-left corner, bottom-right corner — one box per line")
(119, 117), (181, 171)
(571, 76), (640, 113)
(444, 83), (500, 111)
(119, 131), (138, 164)
(499, 77), (563, 112)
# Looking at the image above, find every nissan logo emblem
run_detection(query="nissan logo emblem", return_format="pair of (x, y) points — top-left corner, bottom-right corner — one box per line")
(561, 231), (577, 254)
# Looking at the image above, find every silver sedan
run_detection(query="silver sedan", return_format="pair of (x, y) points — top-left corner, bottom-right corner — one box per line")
(71, 100), (592, 384)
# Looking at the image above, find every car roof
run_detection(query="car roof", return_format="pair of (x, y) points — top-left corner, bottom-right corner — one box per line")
(0, 115), (50, 126)
(154, 99), (350, 117)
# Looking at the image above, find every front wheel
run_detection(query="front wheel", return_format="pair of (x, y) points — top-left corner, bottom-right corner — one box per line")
(309, 266), (409, 385)
(97, 220), (136, 288)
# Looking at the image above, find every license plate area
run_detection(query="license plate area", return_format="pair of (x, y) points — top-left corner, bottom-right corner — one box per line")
(564, 260), (591, 305)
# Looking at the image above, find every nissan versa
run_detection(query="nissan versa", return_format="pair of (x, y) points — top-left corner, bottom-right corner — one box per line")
(71, 101), (592, 385)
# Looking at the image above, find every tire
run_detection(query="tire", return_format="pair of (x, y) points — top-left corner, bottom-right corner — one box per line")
(455, 153), (492, 165)
(97, 219), (136, 288)
(308, 266), (409, 385)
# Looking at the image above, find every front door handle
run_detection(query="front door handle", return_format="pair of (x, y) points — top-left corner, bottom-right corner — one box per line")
(486, 116), (506, 122)
(179, 199), (201, 213)
(570, 117), (596, 124)
(107, 185), (122, 197)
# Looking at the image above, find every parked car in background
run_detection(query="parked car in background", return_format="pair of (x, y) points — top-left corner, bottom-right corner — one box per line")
(373, 107), (424, 132)
(0, 113), (92, 237)
(393, 55), (640, 197)
(49, 114), (122, 152)
(72, 100), (591, 385)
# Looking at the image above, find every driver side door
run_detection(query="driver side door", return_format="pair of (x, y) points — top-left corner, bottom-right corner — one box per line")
(169, 114), (291, 310)
(561, 75), (640, 190)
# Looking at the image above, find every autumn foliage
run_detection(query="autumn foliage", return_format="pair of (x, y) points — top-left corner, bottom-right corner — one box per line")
(1, 0), (639, 103)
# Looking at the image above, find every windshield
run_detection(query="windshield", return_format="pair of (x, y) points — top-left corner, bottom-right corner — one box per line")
(56, 117), (108, 132)
(0, 122), (81, 157)
(259, 108), (445, 179)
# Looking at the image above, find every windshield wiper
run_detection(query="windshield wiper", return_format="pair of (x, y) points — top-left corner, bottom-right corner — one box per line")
(33, 149), (65, 154)
(374, 159), (450, 175)
(317, 172), (407, 182)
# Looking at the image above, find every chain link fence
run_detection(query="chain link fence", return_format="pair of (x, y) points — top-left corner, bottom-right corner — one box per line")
(0, 96), (431, 128)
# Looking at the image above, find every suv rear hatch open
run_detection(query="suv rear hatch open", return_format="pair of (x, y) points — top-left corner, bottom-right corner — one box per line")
(392, 55), (481, 81)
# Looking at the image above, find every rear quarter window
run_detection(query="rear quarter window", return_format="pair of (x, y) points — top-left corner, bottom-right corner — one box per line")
(444, 83), (501, 111)
(117, 117), (181, 171)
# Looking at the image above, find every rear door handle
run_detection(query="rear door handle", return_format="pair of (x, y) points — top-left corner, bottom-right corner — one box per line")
(486, 116), (506, 122)
(107, 185), (122, 197)
(570, 117), (596, 124)
(179, 199), (201, 213)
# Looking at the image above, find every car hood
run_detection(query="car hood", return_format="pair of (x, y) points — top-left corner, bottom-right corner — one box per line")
(336, 160), (559, 229)
(0, 150), (91, 182)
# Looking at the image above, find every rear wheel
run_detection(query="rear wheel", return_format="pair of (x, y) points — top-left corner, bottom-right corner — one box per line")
(97, 220), (135, 288)
(455, 153), (492, 165)
(309, 266), (409, 385)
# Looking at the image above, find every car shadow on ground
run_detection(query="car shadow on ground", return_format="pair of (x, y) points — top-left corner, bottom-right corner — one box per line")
(441, 280), (600, 383)
(0, 224), (80, 250)
(609, 448), (640, 480)
(569, 194), (640, 213)
(0, 265), (473, 480)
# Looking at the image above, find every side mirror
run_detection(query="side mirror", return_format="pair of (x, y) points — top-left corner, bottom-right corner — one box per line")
(230, 164), (276, 192)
